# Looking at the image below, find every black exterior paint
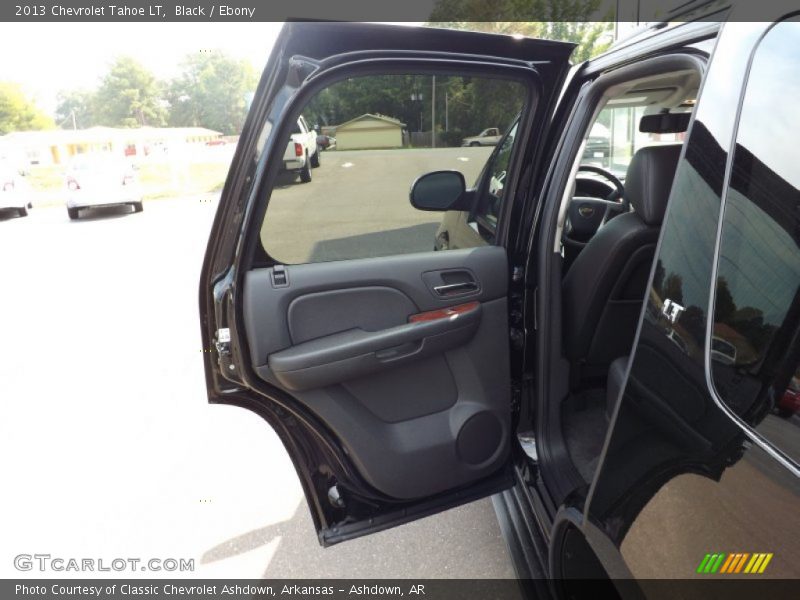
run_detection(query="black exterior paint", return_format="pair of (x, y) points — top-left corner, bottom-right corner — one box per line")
(582, 19), (800, 581)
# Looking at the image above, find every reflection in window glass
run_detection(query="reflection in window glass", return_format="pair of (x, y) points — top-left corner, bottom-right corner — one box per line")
(711, 19), (800, 464)
(260, 74), (526, 264)
(472, 122), (517, 235)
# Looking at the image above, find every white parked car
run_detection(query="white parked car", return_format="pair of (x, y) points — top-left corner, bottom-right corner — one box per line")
(461, 127), (502, 146)
(0, 163), (32, 217)
(65, 155), (143, 220)
(281, 116), (320, 183)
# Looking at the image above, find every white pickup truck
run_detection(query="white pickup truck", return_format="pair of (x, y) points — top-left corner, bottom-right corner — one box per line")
(461, 127), (502, 147)
(282, 115), (320, 183)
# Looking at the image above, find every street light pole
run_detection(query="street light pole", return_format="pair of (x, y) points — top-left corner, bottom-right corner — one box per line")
(431, 75), (436, 149)
(410, 92), (423, 133)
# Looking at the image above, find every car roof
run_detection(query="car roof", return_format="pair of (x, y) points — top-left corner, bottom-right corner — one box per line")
(605, 0), (731, 51)
(581, 18), (721, 77)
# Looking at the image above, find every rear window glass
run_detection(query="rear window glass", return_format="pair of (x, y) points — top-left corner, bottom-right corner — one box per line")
(710, 18), (800, 464)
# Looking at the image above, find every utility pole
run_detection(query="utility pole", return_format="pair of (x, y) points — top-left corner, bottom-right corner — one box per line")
(431, 75), (436, 149)
(410, 92), (423, 133)
(445, 91), (448, 132)
(71, 110), (77, 131)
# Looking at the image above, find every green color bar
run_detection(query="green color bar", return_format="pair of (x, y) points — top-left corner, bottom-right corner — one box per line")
(710, 553), (727, 573)
(704, 553), (719, 574)
(697, 554), (712, 573)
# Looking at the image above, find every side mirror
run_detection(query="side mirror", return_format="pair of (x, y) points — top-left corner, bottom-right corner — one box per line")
(410, 170), (468, 211)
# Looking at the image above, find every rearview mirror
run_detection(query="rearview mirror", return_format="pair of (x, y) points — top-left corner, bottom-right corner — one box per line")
(639, 112), (691, 134)
(410, 170), (467, 211)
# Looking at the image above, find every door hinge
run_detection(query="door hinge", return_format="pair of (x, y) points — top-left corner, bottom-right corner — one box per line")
(510, 327), (525, 350)
(509, 289), (525, 350)
(510, 380), (522, 415)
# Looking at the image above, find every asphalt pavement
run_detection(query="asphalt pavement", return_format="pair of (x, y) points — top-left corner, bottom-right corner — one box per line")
(0, 147), (514, 579)
(264, 146), (493, 263)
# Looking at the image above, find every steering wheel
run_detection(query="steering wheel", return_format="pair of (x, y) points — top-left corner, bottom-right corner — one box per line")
(563, 165), (627, 248)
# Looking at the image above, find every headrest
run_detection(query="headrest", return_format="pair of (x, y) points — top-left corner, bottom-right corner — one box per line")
(625, 144), (682, 226)
(639, 112), (691, 134)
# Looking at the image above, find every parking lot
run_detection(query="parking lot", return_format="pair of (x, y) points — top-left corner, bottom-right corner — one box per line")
(264, 146), (493, 262)
(0, 146), (514, 579)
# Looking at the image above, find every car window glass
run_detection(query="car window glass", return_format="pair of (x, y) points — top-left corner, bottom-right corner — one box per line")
(582, 105), (688, 178)
(469, 122), (517, 238)
(259, 73), (527, 263)
(710, 18), (800, 463)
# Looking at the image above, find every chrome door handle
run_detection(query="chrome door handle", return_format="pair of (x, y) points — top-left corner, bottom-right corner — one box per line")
(433, 281), (479, 296)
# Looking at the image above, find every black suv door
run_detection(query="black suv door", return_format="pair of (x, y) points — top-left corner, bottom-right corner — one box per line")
(200, 22), (573, 545)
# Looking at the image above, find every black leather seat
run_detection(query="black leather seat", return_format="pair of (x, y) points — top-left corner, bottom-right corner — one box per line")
(562, 144), (682, 373)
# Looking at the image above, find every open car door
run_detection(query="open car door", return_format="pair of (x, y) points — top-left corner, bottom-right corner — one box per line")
(200, 21), (573, 545)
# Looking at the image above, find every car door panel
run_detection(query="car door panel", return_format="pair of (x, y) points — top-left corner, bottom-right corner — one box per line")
(287, 287), (418, 345)
(267, 309), (482, 391)
(200, 21), (574, 542)
(242, 246), (511, 500)
(242, 247), (507, 365)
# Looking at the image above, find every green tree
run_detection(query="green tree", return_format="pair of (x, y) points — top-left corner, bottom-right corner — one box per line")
(304, 74), (421, 130)
(663, 273), (684, 306)
(55, 89), (96, 129)
(93, 57), (167, 127)
(428, 0), (614, 62)
(303, 74), (525, 144)
(0, 82), (54, 134)
(167, 51), (256, 135)
(714, 277), (737, 323)
(652, 260), (666, 297)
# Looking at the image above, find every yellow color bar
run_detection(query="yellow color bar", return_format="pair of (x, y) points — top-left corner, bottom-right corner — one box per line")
(744, 554), (761, 573)
(757, 553), (773, 574)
